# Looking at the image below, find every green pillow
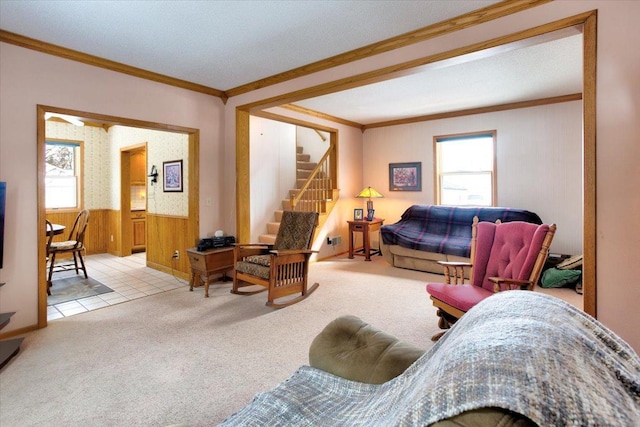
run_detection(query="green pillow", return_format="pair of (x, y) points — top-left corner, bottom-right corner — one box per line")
(541, 267), (582, 288)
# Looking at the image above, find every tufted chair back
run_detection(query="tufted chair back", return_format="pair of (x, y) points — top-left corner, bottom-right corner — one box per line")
(471, 221), (551, 292)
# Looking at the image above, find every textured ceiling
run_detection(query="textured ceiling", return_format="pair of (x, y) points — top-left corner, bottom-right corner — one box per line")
(0, 0), (499, 90)
(0, 1), (582, 125)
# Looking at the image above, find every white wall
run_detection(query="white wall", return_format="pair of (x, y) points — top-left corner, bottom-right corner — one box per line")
(249, 116), (296, 239)
(363, 101), (583, 255)
(0, 42), (224, 333)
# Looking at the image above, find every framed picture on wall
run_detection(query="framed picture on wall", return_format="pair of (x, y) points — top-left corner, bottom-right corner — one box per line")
(389, 162), (422, 191)
(354, 208), (364, 221)
(163, 160), (183, 192)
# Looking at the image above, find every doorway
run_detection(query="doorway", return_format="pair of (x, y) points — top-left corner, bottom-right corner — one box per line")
(37, 105), (200, 328)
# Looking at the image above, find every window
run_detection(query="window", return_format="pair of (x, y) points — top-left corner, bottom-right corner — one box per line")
(434, 131), (496, 206)
(45, 140), (82, 209)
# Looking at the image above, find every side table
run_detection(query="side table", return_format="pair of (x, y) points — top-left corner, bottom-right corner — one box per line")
(348, 218), (384, 261)
(186, 247), (235, 297)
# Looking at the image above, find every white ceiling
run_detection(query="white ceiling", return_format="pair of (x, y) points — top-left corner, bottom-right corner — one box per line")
(0, 1), (582, 125)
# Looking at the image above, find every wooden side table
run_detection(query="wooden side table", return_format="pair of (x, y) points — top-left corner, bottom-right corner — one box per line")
(186, 247), (235, 297)
(348, 218), (384, 261)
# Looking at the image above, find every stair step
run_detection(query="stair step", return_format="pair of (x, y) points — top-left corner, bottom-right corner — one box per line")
(296, 146), (303, 154)
(267, 222), (280, 235)
(258, 234), (277, 245)
(297, 161), (316, 170)
(297, 153), (310, 162)
(274, 210), (284, 222)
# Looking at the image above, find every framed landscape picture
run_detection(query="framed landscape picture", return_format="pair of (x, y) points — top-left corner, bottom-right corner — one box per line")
(389, 162), (422, 191)
(163, 160), (183, 192)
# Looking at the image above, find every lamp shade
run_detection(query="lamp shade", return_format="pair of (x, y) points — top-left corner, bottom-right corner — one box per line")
(356, 186), (383, 199)
(356, 186), (383, 213)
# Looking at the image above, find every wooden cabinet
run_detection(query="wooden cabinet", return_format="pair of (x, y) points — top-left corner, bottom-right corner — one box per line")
(131, 211), (146, 252)
(186, 247), (235, 297)
(130, 150), (146, 184)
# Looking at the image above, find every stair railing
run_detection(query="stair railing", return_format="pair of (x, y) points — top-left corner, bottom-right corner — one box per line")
(290, 140), (337, 213)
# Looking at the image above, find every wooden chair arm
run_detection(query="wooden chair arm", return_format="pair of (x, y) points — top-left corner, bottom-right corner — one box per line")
(437, 261), (473, 268)
(235, 244), (273, 260)
(437, 261), (472, 285)
(270, 249), (317, 256)
(489, 277), (533, 292)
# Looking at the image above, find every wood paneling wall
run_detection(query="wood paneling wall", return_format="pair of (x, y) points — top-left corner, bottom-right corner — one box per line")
(46, 209), (191, 279)
(46, 209), (109, 255)
(146, 213), (192, 279)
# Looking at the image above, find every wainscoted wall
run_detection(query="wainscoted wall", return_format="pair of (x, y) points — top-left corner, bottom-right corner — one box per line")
(46, 209), (109, 255)
(146, 213), (192, 280)
(363, 101), (583, 255)
(44, 122), (192, 276)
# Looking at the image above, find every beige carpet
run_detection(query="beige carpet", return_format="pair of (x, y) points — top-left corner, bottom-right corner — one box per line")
(0, 255), (443, 427)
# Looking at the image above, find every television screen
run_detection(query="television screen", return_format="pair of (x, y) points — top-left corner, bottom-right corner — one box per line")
(0, 181), (5, 269)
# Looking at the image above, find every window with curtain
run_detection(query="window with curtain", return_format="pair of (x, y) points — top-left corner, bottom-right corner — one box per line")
(434, 131), (496, 207)
(45, 140), (82, 209)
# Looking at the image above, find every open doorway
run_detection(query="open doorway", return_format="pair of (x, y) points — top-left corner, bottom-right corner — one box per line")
(37, 105), (200, 327)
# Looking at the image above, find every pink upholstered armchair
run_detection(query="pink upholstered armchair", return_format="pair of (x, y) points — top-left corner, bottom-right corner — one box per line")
(426, 216), (556, 340)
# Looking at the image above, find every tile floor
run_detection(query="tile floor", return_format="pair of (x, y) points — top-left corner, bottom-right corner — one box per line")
(47, 252), (188, 321)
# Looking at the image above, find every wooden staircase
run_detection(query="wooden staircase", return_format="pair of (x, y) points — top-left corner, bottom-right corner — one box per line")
(259, 145), (338, 244)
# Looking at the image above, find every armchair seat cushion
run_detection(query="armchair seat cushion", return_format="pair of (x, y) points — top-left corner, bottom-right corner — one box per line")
(50, 240), (82, 251)
(236, 259), (270, 280)
(426, 282), (493, 312)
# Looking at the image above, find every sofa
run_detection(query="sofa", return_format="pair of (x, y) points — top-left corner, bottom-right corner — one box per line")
(219, 291), (640, 426)
(380, 205), (542, 274)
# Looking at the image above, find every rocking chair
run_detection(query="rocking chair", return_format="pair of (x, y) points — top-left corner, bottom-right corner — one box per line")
(232, 210), (319, 308)
(426, 216), (556, 340)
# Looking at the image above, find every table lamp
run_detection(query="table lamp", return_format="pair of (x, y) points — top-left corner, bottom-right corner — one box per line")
(356, 186), (383, 211)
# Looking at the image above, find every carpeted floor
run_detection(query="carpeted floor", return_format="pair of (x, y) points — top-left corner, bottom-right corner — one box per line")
(0, 255), (443, 427)
(47, 273), (114, 306)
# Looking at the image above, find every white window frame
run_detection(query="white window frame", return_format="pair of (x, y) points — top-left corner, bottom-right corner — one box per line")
(434, 130), (497, 207)
(45, 139), (83, 211)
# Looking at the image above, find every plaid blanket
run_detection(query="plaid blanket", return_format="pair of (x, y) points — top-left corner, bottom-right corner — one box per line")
(220, 292), (640, 426)
(380, 205), (542, 257)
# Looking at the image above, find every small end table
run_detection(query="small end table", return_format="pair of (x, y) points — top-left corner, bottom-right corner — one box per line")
(186, 247), (235, 297)
(348, 218), (384, 261)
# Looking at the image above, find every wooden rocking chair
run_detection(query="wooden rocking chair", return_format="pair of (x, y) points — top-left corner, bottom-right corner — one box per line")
(426, 216), (556, 340)
(232, 210), (319, 308)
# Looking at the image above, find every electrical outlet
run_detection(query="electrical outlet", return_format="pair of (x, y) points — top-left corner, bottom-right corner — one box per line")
(173, 250), (179, 260)
(327, 236), (342, 246)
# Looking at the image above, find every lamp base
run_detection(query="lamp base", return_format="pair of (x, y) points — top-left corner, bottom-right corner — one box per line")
(367, 200), (373, 211)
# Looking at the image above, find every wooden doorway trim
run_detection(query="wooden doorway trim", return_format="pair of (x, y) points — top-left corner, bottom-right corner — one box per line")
(37, 106), (200, 328)
(236, 10), (597, 317)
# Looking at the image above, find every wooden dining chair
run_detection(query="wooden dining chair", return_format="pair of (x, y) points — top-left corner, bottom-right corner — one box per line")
(47, 209), (90, 292)
(45, 220), (55, 295)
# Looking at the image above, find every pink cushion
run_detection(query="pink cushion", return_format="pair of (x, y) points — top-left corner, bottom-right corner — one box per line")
(426, 282), (493, 312)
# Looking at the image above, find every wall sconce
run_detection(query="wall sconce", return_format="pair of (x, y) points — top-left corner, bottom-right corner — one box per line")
(356, 186), (383, 211)
(148, 165), (158, 184)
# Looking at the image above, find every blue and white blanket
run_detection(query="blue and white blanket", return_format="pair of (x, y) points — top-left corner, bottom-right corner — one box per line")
(220, 292), (640, 426)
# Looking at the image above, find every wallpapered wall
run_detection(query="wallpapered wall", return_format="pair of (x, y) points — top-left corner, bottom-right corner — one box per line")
(45, 122), (189, 217)
(109, 126), (189, 217)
